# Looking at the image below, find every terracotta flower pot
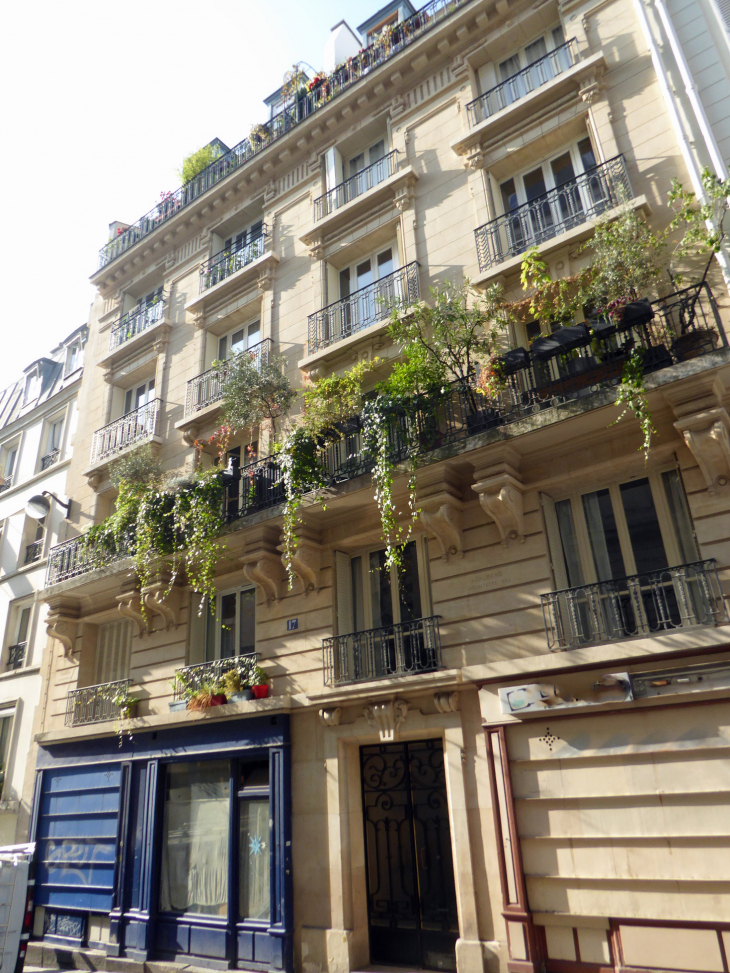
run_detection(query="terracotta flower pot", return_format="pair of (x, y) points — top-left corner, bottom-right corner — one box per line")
(251, 684), (269, 699)
(210, 693), (228, 706)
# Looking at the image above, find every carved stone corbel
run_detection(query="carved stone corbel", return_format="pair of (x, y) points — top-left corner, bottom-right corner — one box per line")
(182, 427), (199, 448)
(242, 527), (287, 603)
(464, 149), (487, 171)
(278, 526), (322, 596)
(472, 447), (525, 545)
(45, 598), (81, 659)
(394, 181), (417, 213)
(420, 500), (464, 560)
(141, 582), (182, 632)
(319, 707), (342, 727)
(152, 323), (172, 355)
(434, 691), (460, 714)
(116, 589), (150, 637)
(364, 699), (408, 742)
(579, 75), (601, 105)
(674, 408), (730, 492)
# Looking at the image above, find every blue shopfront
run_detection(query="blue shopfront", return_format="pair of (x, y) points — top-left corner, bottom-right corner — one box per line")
(29, 716), (292, 971)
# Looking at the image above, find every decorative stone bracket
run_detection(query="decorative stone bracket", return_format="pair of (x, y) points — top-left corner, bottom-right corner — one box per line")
(45, 599), (81, 659)
(116, 590), (150, 637)
(434, 691), (460, 714)
(420, 497), (464, 561)
(319, 707), (342, 727)
(674, 408), (730, 493)
(243, 552), (286, 603)
(278, 527), (322, 596)
(473, 472), (525, 545)
(364, 699), (409, 741)
(141, 581), (182, 632)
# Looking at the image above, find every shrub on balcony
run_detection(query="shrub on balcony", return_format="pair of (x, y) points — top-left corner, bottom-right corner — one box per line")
(218, 351), (295, 440)
(177, 142), (224, 185)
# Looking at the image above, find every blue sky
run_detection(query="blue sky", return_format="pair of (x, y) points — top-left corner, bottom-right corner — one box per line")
(0, 0), (381, 385)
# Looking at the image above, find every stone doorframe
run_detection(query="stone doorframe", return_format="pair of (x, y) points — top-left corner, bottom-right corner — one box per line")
(318, 700), (489, 973)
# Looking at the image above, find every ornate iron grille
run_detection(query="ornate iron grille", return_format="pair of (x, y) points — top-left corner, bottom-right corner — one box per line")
(7, 643), (26, 670)
(466, 39), (580, 126)
(314, 150), (399, 220)
(200, 229), (268, 291)
(90, 398), (161, 465)
(474, 156), (633, 273)
(541, 559), (727, 651)
(0, 475), (14, 494)
(109, 299), (164, 351)
(97, 0), (471, 270)
(184, 339), (272, 416)
(308, 262), (419, 354)
(323, 616), (442, 686)
(172, 653), (258, 701)
(65, 679), (130, 726)
(224, 455), (286, 523)
(40, 448), (60, 470)
(45, 533), (134, 586)
(24, 540), (43, 565)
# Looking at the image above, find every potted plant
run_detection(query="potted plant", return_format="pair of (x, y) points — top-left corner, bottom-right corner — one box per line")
(221, 668), (254, 702)
(169, 672), (193, 711)
(187, 679), (227, 710)
(251, 666), (271, 699)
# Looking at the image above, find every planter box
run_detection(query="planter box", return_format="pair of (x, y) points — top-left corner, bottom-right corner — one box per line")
(672, 329), (719, 362)
(169, 700), (187, 712)
(229, 689), (254, 702)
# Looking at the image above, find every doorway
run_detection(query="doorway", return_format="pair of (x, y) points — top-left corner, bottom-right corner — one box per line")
(360, 739), (459, 970)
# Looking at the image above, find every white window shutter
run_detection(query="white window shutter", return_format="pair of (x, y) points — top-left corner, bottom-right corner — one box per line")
(540, 493), (569, 591)
(96, 620), (132, 684)
(334, 551), (353, 636)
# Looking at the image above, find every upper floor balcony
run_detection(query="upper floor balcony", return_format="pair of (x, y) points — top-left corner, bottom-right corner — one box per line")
(201, 228), (268, 292)
(323, 616), (442, 687)
(466, 39), (580, 127)
(65, 679), (132, 727)
(109, 298), (165, 352)
(314, 150), (399, 221)
(96, 0), (470, 273)
(306, 261), (420, 358)
(46, 531), (133, 587)
(40, 448), (60, 471)
(89, 398), (162, 467)
(474, 156), (632, 277)
(182, 338), (272, 420)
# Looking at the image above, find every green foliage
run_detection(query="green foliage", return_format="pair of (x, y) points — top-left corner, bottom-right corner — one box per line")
(669, 167), (730, 283)
(252, 665), (270, 686)
(519, 248), (590, 327)
(612, 349), (656, 459)
(219, 353), (295, 437)
(108, 685), (139, 747)
(277, 428), (328, 587)
(177, 143), (223, 185)
(109, 443), (162, 489)
(300, 359), (381, 440)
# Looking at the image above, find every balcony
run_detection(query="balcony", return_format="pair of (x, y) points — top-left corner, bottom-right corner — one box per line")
(46, 532), (133, 587)
(201, 230), (268, 291)
(466, 40), (580, 127)
(65, 679), (131, 727)
(474, 156), (632, 275)
(223, 455), (286, 522)
(89, 398), (161, 466)
(109, 299), (165, 352)
(183, 339), (272, 418)
(40, 448), (60, 471)
(541, 560), (727, 652)
(0, 475), (14, 494)
(307, 262), (420, 356)
(314, 150), (399, 221)
(323, 616), (442, 687)
(97, 0), (470, 272)
(7, 643), (26, 670)
(173, 653), (258, 701)
(24, 540), (43, 565)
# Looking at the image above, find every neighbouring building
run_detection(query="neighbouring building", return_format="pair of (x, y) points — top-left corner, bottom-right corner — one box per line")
(0, 326), (86, 844)
(22, 0), (730, 972)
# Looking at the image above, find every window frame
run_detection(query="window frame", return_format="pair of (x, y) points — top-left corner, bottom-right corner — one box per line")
(478, 24), (567, 95)
(217, 320), (262, 362)
(498, 135), (598, 218)
(123, 378), (156, 416)
(0, 712), (14, 796)
(206, 584), (257, 662)
(337, 241), (399, 301)
(5, 600), (33, 670)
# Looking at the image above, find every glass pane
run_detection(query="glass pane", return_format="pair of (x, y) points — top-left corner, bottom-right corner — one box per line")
(662, 470), (698, 564)
(582, 489), (626, 581)
(159, 761), (230, 916)
(5, 449), (16, 476)
(124, 391), (133, 415)
(220, 592), (237, 658)
(555, 500), (584, 586)
(369, 140), (385, 165)
(239, 798), (270, 920)
(17, 607), (30, 643)
(369, 550), (393, 628)
(620, 478), (668, 573)
(525, 36), (547, 64)
(351, 556), (365, 632)
(397, 541), (422, 622)
(550, 152), (575, 188)
(377, 248), (394, 279)
(500, 178), (518, 213)
(523, 167), (547, 201)
(498, 52), (520, 80)
(247, 321), (261, 346)
(349, 152), (365, 175)
(339, 268), (350, 299)
(239, 588), (256, 653)
(128, 766), (147, 910)
(230, 330), (245, 355)
(356, 260), (373, 289)
(578, 137), (597, 171)
(552, 25), (565, 47)
(218, 336), (227, 360)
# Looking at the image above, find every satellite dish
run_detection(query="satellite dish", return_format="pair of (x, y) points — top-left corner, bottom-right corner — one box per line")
(25, 495), (51, 521)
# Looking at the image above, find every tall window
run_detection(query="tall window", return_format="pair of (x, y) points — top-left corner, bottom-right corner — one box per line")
(0, 714), (13, 792)
(238, 762), (270, 920)
(23, 371), (41, 406)
(65, 341), (83, 376)
(123, 378), (155, 415)
(218, 320), (261, 360)
(96, 619), (132, 684)
(206, 587), (256, 661)
(6, 603), (32, 669)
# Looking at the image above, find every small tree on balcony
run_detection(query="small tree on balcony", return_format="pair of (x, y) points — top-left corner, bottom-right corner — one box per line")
(177, 142), (224, 185)
(218, 352), (295, 441)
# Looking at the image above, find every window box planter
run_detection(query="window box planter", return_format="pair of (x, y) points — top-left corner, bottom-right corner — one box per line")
(229, 689), (254, 702)
(672, 329), (719, 361)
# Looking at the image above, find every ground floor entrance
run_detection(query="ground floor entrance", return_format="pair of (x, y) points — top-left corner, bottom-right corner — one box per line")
(360, 739), (459, 971)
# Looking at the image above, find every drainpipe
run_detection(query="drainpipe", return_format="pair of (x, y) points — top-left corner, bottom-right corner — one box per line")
(633, 0), (730, 284)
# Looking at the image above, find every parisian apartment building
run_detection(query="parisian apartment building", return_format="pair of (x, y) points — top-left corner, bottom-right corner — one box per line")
(16, 0), (730, 972)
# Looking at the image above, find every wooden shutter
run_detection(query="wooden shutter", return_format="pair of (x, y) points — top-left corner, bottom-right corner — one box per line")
(540, 493), (568, 591)
(334, 551), (353, 636)
(96, 620), (132, 684)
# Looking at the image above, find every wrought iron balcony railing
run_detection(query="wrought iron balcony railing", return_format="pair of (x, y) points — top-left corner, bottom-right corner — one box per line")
(308, 261), (420, 354)
(475, 156), (632, 273)
(314, 150), (399, 220)
(40, 448), (60, 471)
(223, 455), (286, 523)
(541, 560), (727, 652)
(323, 616), (442, 686)
(97, 0), (469, 270)
(0, 475), (14, 494)
(467, 39), (580, 126)
(65, 679), (131, 727)
(109, 299), (164, 351)
(45, 532), (134, 587)
(24, 540), (43, 565)
(7, 643), (26, 670)
(173, 652), (258, 701)
(184, 339), (272, 416)
(201, 229), (268, 291)
(90, 398), (161, 466)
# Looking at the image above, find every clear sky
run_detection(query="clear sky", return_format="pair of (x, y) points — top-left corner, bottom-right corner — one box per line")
(0, 0), (380, 387)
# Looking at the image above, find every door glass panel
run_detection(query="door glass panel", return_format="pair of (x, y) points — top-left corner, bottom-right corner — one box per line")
(498, 52), (520, 81)
(377, 248), (394, 279)
(369, 550), (393, 628)
(525, 37), (547, 63)
(218, 336), (227, 360)
(230, 329), (245, 355)
(524, 167), (553, 237)
(523, 167), (547, 201)
(582, 489), (626, 581)
(159, 760), (230, 916)
(500, 178), (518, 212)
(550, 152), (575, 188)
(619, 478), (668, 573)
(525, 37), (550, 85)
(349, 152), (365, 176)
(555, 499), (584, 586)
(124, 391), (133, 415)
(398, 541), (422, 622)
(16, 607), (30, 644)
(578, 137), (597, 171)
(351, 556), (365, 632)
(238, 588), (256, 653)
(551, 152), (581, 223)
(662, 470), (698, 563)
(247, 321), (261, 346)
(239, 798), (270, 919)
(339, 268), (351, 299)
(369, 140), (385, 165)
(220, 592), (237, 658)
(357, 259), (373, 290)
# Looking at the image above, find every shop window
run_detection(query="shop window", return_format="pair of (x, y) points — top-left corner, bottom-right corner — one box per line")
(239, 762), (270, 920)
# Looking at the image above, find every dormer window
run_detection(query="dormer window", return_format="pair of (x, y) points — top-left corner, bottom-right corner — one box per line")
(65, 341), (83, 377)
(23, 371), (40, 405)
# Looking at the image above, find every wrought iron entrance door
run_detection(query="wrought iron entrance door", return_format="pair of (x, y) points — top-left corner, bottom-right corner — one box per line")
(360, 739), (459, 970)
